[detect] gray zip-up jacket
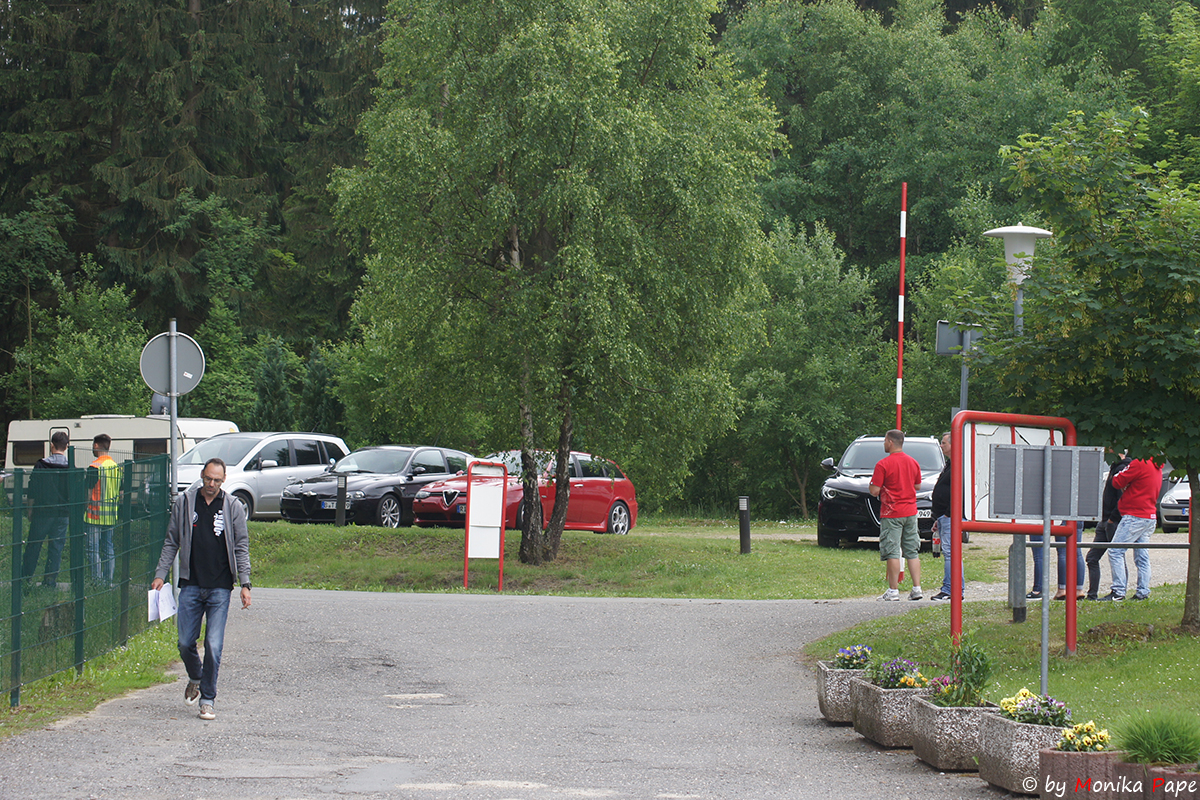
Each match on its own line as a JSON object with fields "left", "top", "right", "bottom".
{"left": 155, "top": 486, "right": 251, "bottom": 588}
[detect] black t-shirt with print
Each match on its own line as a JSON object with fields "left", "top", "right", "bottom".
{"left": 181, "top": 491, "right": 235, "bottom": 590}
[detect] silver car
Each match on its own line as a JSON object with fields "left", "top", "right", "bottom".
{"left": 175, "top": 432, "right": 350, "bottom": 519}
{"left": 1159, "top": 477, "right": 1191, "bottom": 533}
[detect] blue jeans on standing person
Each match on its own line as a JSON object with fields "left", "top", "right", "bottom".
{"left": 86, "top": 524, "right": 114, "bottom": 583}
{"left": 1108, "top": 515, "right": 1155, "bottom": 599}
{"left": 176, "top": 585, "right": 232, "bottom": 707}
{"left": 22, "top": 515, "right": 69, "bottom": 587}
{"left": 1030, "top": 533, "right": 1085, "bottom": 596}
{"left": 935, "top": 516, "right": 963, "bottom": 597}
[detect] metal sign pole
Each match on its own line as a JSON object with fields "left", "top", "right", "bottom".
{"left": 1040, "top": 446, "right": 1051, "bottom": 696}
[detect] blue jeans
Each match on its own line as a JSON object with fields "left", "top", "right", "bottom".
{"left": 1108, "top": 515, "right": 1155, "bottom": 598}
{"left": 176, "top": 586, "right": 232, "bottom": 706}
{"left": 1030, "top": 532, "right": 1084, "bottom": 593}
{"left": 86, "top": 524, "right": 114, "bottom": 583}
{"left": 22, "top": 515, "right": 69, "bottom": 586}
{"left": 935, "top": 516, "right": 963, "bottom": 596}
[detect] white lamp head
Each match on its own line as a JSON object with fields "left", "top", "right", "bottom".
{"left": 983, "top": 225, "right": 1052, "bottom": 285}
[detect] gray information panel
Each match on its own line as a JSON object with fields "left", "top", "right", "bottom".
{"left": 989, "top": 444, "right": 1105, "bottom": 521}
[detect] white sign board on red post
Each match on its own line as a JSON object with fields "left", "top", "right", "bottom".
{"left": 463, "top": 462, "right": 508, "bottom": 592}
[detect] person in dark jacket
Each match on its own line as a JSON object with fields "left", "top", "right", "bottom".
{"left": 1086, "top": 450, "right": 1130, "bottom": 600}
{"left": 929, "top": 431, "right": 961, "bottom": 601}
{"left": 21, "top": 431, "right": 71, "bottom": 587}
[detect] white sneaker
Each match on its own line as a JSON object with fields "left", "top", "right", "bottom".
{"left": 199, "top": 703, "right": 215, "bottom": 721}
{"left": 909, "top": 586, "right": 923, "bottom": 601}
{"left": 879, "top": 588, "right": 900, "bottom": 601}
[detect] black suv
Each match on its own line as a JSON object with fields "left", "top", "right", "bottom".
{"left": 816, "top": 435, "right": 945, "bottom": 548}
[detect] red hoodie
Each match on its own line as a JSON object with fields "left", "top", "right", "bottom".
{"left": 1111, "top": 459, "right": 1162, "bottom": 519}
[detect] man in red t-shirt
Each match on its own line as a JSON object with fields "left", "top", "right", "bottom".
{"left": 1102, "top": 457, "right": 1162, "bottom": 601}
{"left": 870, "top": 430, "right": 924, "bottom": 601}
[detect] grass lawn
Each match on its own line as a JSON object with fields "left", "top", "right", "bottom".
{"left": 3, "top": 514, "right": 1196, "bottom": 739}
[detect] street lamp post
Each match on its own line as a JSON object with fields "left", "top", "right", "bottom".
{"left": 983, "top": 224, "right": 1052, "bottom": 623}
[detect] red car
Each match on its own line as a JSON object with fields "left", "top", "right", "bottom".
{"left": 412, "top": 450, "right": 637, "bottom": 534}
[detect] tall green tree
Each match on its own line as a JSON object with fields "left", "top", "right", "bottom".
{"left": 248, "top": 338, "right": 296, "bottom": 432}
{"left": 335, "top": 0, "right": 781, "bottom": 563}
{"left": 977, "top": 110, "right": 1200, "bottom": 630}
{"left": 722, "top": 0, "right": 1132, "bottom": 269}
{"left": 1, "top": 259, "right": 148, "bottom": 418}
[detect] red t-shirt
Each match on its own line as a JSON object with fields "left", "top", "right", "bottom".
{"left": 1111, "top": 458, "right": 1162, "bottom": 519}
{"left": 871, "top": 451, "right": 922, "bottom": 519}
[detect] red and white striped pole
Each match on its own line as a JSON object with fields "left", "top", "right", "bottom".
{"left": 896, "top": 183, "right": 907, "bottom": 430}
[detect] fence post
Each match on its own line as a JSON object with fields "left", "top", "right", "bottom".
{"left": 70, "top": 468, "right": 86, "bottom": 675}
{"left": 118, "top": 460, "right": 134, "bottom": 646}
{"left": 10, "top": 470, "right": 25, "bottom": 707}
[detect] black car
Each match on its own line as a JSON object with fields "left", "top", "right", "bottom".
{"left": 816, "top": 435, "right": 945, "bottom": 548}
{"left": 280, "top": 445, "right": 473, "bottom": 528}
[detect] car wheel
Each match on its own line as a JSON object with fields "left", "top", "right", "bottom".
{"left": 816, "top": 524, "right": 841, "bottom": 548}
{"left": 606, "top": 502, "right": 631, "bottom": 535}
{"left": 233, "top": 491, "right": 253, "bottom": 520}
{"left": 377, "top": 494, "right": 402, "bottom": 529}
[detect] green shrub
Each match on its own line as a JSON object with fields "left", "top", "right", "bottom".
{"left": 1117, "top": 710, "right": 1200, "bottom": 765}
{"left": 929, "top": 636, "right": 992, "bottom": 708}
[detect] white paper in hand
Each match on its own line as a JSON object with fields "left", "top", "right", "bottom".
{"left": 148, "top": 587, "right": 178, "bottom": 622}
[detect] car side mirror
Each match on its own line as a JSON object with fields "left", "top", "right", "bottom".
{"left": 261, "top": 459, "right": 278, "bottom": 469}
{"left": 412, "top": 466, "right": 426, "bottom": 475}
{"left": 820, "top": 457, "right": 836, "bottom": 471}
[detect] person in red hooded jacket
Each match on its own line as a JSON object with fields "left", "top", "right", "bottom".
{"left": 1101, "top": 456, "right": 1162, "bottom": 601}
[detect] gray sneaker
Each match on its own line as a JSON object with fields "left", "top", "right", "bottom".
{"left": 879, "top": 588, "right": 900, "bottom": 601}
{"left": 909, "top": 587, "right": 923, "bottom": 601}
{"left": 184, "top": 681, "right": 200, "bottom": 706}
{"left": 199, "top": 703, "right": 215, "bottom": 721}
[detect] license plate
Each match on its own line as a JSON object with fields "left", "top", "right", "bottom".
{"left": 1184, "top": 508, "right": 1190, "bottom": 518}
{"left": 321, "top": 500, "right": 338, "bottom": 510}
{"left": 917, "top": 509, "right": 932, "bottom": 518}
{"left": 457, "top": 504, "right": 466, "bottom": 514}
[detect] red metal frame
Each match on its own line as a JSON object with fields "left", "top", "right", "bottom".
{"left": 462, "top": 461, "right": 508, "bottom": 592}
{"left": 949, "top": 411, "right": 1079, "bottom": 653}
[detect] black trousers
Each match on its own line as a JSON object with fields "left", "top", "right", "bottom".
{"left": 1086, "top": 519, "right": 1115, "bottom": 598}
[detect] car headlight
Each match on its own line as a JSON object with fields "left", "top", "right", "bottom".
{"left": 282, "top": 489, "right": 294, "bottom": 497}
{"left": 349, "top": 490, "right": 365, "bottom": 500}
{"left": 415, "top": 490, "right": 430, "bottom": 499}
{"left": 916, "top": 490, "right": 932, "bottom": 501}
{"left": 821, "top": 486, "right": 859, "bottom": 500}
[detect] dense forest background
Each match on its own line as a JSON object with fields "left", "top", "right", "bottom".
{"left": 3, "top": 0, "right": 1199, "bottom": 518}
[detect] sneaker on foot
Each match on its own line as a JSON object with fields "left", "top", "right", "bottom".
{"left": 1099, "top": 592, "right": 1125, "bottom": 602}
{"left": 879, "top": 588, "right": 900, "bottom": 601}
{"left": 909, "top": 587, "right": 923, "bottom": 601}
{"left": 1132, "top": 594, "right": 1150, "bottom": 601}
{"left": 930, "top": 591, "right": 951, "bottom": 601}
{"left": 184, "top": 681, "right": 201, "bottom": 706}
{"left": 199, "top": 703, "right": 215, "bottom": 721}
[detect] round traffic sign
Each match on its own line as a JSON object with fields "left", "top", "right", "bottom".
{"left": 140, "top": 331, "right": 206, "bottom": 396}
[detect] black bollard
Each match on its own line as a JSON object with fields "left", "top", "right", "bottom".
{"left": 739, "top": 496, "right": 751, "bottom": 554}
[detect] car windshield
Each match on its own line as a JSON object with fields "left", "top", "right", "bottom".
{"left": 484, "top": 450, "right": 555, "bottom": 478}
{"left": 177, "top": 435, "right": 263, "bottom": 466}
{"left": 334, "top": 448, "right": 413, "bottom": 474}
{"left": 840, "top": 439, "right": 943, "bottom": 472}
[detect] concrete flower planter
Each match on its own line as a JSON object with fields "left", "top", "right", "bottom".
{"left": 1147, "top": 765, "right": 1200, "bottom": 799}
{"left": 816, "top": 661, "right": 863, "bottom": 723}
{"left": 910, "top": 695, "right": 999, "bottom": 771}
{"left": 849, "top": 676, "right": 928, "bottom": 748}
{"left": 978, "top": 713, "right": 1064, "bottom": 795}
{"left": 1038, "top": 749, "right": 1127, "bottom": 800}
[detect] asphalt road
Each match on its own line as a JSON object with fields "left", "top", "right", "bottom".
{"left": 0, "top": 589, "right": 1029, "bottom": 800}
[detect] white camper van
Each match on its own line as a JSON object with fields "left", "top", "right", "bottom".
{"left": 5, "top": 415, "right": 239, "bottom": 470}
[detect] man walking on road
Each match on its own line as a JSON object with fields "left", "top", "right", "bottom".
{"left": 152, "top": 458, "right": 252, "bottom": 721}
{"left": 870, "top": 430, "right": 923, "bottom": 601}
{"left": 1102, "top": 456, "right": 1162, "bottom": 602}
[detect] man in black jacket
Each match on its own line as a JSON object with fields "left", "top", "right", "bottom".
{"left": 21, "top": 431, "right": 71, "bottom": 588}
{"left": 1086, "top": 450, "right": 1130, "bottom": 600}
{"left": 929, "top": 431, "right": 961, "bottom": 601}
